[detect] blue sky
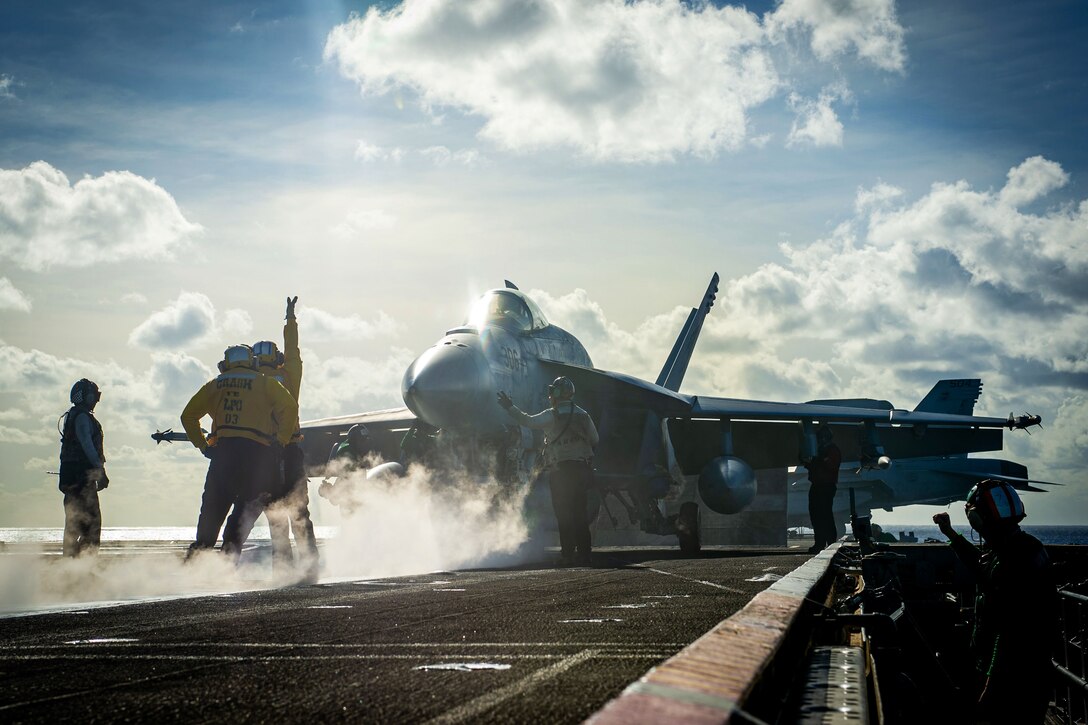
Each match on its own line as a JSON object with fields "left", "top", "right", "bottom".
{"left": 1, "top": 0, "right": 1086, "bottom": 528}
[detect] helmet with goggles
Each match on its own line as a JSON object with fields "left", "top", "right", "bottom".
{"left": 252, "top": 340, "right": 284, "bottom": 369}
{"left": 70, "top": 378, "right": 101, "bottom": 407}
{"left": 547, "top": 376, "right": 576, "bottom": 402}
{"left": 218, "top": 344, "right": 256, "bottom": 373}
{"left": 965, "top": 479, "right": 1025, "bottom": 532}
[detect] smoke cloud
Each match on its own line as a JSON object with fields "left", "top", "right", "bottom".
{"left": 318, "top": 459, "right": 537, "bottom": 579}
{"left": 0, "top": 461, "right": 539, "bottom": 615}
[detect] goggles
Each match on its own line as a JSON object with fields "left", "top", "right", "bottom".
{"left": 224, "top": 345, "right": 253, "bottom": 364}
{"left": 253, "top": 341, "right": 278, "bottom": 357}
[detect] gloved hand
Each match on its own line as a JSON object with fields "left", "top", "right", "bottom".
{"left": 497, "top": 391, "right": 514, "bottom": 410}
{"left": 932, "top": 512, "right": 956, "bottom": 539}
{"left": 286, "top": 295, "right": 298, "bottom": 320}
{"left": 202, "top": 446, "right": 215, "bottom": 460}
{"left": 88, "top": 467, "right": 108, "bottom": 490}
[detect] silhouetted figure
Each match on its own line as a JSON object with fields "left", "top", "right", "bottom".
{"left": 498, "top": 376, "right": 598, "bottom": 567}
{"left": 805, "top": 424, "right": 841, "bottom": 553}
{"left": 181, "top": 345, "right": 298, "bottom": 561}
{"left": 933, "top": 480, "right": 1057, "bottom": 724}
{"left": 58, "top": 379, "right": 109, "bottom": 557}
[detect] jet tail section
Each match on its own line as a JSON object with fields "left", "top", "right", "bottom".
{"left": 914, "top": 379, "right": 983, "bottom": 416}
{"left": 655, "top": 273, "right": 719, "bottom": 392}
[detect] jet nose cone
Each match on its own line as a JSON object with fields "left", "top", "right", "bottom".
{"left": 402, "top": 341, "right": 493, "bottom": 430}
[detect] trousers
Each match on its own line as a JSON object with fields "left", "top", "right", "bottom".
{"left": 265, "top": 443, "right": 319, "bottom": 572}
{"left": 192, "top": 437, "right": 277, "bottom": 556}
{"left": 60, "top": 467, "right": 101, "bottom": 557}
{"left": 808, "top": 481, "right": 839, "bottom": 549}
{"left": 549, "top": 460, "right": 593, "bottom": 559}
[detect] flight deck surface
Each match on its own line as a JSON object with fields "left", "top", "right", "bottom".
{"left": 0, "top": 547, "right": 809, "bottom": 723}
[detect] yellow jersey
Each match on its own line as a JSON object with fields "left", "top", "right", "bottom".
{"left": 181, "top": 369, "right": 299, "bottom": 450}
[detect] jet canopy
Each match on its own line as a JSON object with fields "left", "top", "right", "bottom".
{"left": 466, "top": 289, "right": 549, "bottom": 332}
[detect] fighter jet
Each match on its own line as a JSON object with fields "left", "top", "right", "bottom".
{"left": 298, "top": 274, "right": 1043, "bottom": 551}
{"left": 784, "top": 379, "right": 1059, "bottom": 527}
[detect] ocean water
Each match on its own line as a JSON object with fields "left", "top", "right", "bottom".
{"left": 2, "top": 525, "right": 1085, "bottom": 545}
{"left": 871, "top": 525, "right": 1088, "bottom": 546}
{"left": 0, "top": 526, "right": 341, "bottom": 545}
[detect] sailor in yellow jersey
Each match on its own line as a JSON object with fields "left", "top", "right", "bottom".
{"left": 181, "top": 344, "right": 299, "bottom": 559}
{"left": 245, "top": 295, "right": 320, "bottom": 581}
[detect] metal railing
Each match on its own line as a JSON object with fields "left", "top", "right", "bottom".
{"left": 1054, "top": 587, "right": 1088, "bottom": 724}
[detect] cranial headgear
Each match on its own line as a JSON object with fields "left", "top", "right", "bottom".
{"left": 252, "top": 340, "right": 284, "bottom": 368}
{"left": 965, "top": 479, "right": 1026, "bottom": 531}
{"left": 548, "top": 376, "right": 576, "bottom": 402}
{"left": 218, "top": 344, "right": 255, "bottom": 373}
{"left": 70, "top": 378, "right": 101, "bottom": 407}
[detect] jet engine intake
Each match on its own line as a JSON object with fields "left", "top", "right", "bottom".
{"left": 697, "top": 455, "right": 757, "bottom": 515}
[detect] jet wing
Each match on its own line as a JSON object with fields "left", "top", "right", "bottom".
{"left": 938, "top": 469, "right": 1063, "bottom": 493}
{"left": 299, "top": 406, "right": 417, "bottom": 475}
{"left": 688, "top": 395, "right": 1029, "bottom": 429}
{"left": 538, "top": 359, "right": 691, "bottom": 416}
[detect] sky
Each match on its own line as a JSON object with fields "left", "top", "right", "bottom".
{"left": 1, "top": 0, "right": 1085, "bottom": 529}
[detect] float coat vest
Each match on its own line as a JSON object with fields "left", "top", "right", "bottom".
{"left": 59, "top": 407, "right": 104, "bottom": 466}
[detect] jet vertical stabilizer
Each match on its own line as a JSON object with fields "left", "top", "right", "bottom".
{"left": 914, "top": 379, "right": 983, "bottom": 416}
{"left": 655, "top": 273, "right": 719, "bottom": 392}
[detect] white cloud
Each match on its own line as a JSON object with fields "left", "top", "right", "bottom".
{"left": 1038, "top": 395, "right": 1088, "bottom": 472}
{"left": 419, "top": 146, "right": 483, "bottom": 167}
{"left": 298, "top": 347, "right": 415, "bottom": 420}
{"left": 0, "top": 277, "right": 32, "bottom": 312}
{"left": 301, "top": 307, "right": 400, "bottom": 343}
{"left": 534, "top": 157, "right": 1087, "bottom": 513}
{"left": 330, "top": 209, "right": 397, "bottom": 240}
{"left": 0, "top": 425, "right": 52, "bottom": 445}
{"left": 766, "top": 0, "right": 906, "bottom": 72}
{"left": 325, "top": 0, "right": 906, "bottom": 162}
{"left": 120, "top": 292, "right": 148, "bottom": 306}
{"left": 786, "top": 83, "right": 852, "bottom": 148}
{"left": 326, "top": 0, "right": 780, "bottom": 162}
{"left": 354, "top": 139, "right": 406, "bottom": 162}
{"left": 855, "top": 181, "right": 903, "bottom": 211}
{"left": 998, "top": 155, "right": 1070, "bottom": 208}
{"left": 128, "top": 292, "right": 253, "bottom": 350}
{"left": 0, "top": 161, "right": 203, "bottom": 271}
{"left": 0, "top": 341, "right": 217, "bottom": 525}
{"left": 0, "top": 74, "right": 15, "bottom": 100}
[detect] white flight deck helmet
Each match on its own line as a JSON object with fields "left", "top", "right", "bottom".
{"left": 252, "top": 340, "right": 284, "bottom": 369}
{"left": 218, "top": 344, "right": 255, "bottom": 373}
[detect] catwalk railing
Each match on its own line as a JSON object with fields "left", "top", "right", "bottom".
{"left": 1054, "top": 586, "right": 1088, "bottom": 725}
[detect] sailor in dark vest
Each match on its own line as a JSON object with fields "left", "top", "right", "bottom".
{"left": 58, "top": 378, "right": 109, "bottom": 557}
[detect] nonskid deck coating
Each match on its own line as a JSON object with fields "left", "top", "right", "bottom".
{"left": 0, "top": 547, "right": 809, "bottom": 724}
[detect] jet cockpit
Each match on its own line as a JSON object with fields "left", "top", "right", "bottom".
{"left": 466, "top": 289, "right": 549, "bottom": 332}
